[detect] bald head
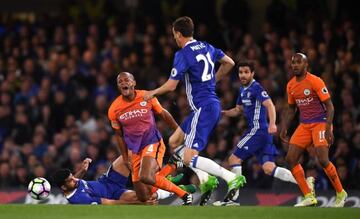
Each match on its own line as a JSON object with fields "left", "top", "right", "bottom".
{"left": 118, "top": 72, "right": 135, "bottom": 81}
{"left": 292, "top": 53, "right": 308, "bottom": 63}
{"left": 291, "top": 53, "right": 308, "bottom": 77}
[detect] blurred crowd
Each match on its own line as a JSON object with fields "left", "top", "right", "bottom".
{"left": 0, "top": 0, "right": 359, "bottom": 191}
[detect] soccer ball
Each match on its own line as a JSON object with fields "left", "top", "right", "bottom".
{"left": 28, "top": 177, "right": 51, "bottom": 200}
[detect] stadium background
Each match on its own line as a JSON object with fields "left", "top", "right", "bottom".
{"left": 0, "top": 0, "right": 359, "bottom": 205}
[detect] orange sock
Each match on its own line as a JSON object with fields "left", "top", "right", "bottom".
{"left": 158, "top": 164, "right": 176, "bottom": 177}
{"left": 323, "top": 162, "right": 343, "bottom": 193}
{"left": 154, "top": 174, "right": 187, "bottom": 198}
{"left": 291, "top": 164, "right": 311, "bottom": 196}
{"left": 150, "top": 164, "right": 177, "bottom": 194}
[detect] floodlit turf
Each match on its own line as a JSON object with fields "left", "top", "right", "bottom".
{"left": 1, "top": 205, "right": 359, "bottom": 219}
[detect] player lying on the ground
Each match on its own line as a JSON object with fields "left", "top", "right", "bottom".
{"left": 108, "top": 72, "right": 192, "bottom": 205}
{"left": 53, "top": 156, "right": 192, "bottom": 205}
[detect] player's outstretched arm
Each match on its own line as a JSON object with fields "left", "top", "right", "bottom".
{"left": 157, "top": 109, "right": 179, "bottom": 131}
{"left": 144, "top": 79, "right": 179, "bottom": 101}
{"left": 222, "top": 105, "right": 242, "bottom": 117}
{"left": 280, "top": 104, "right": 296, "bottom": 143}
{"left": 74, "top": 158, "right": 92, "bottom": 179}
{"left": 215, "top": 55, "right": 235, "bottom": 83}
{"left": 262, "top": 99, "right": 277, "bottom": 134}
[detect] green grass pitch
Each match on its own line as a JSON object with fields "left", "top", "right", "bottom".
{"left": 1, "top": 205, "right": 359, "bottom": 219}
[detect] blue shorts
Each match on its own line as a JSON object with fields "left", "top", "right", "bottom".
{"left": 96, "top": 166, "right": 128, "bottom": 200}
{"left": 233, "top": 129, "right": 278, "bottom": 165}
{"left": 180, "top": 103, "right": 221, "bottom": 151}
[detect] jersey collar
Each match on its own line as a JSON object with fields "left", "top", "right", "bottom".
{"left": 65, "top": 179, "right": 80, "bottom": 199}
{"left": 65, "top": 188, "right": 77, "bottom": 199}
{"left": 243, "top": 79, "right": 255, "bottom": 90}
{"left": 184, "top": 39, "right": 197, "bottom": 47}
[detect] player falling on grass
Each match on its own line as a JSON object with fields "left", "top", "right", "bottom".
{"left": 144, "top": 16, "right": 246, "bottom": 205}
{"left": 219, "top": 60, "right": 314, "bottom": 206}
{"left": 53, "top": 156, "right": 191, "bottom": 205}
{"left": 53, "top": 157, "right": 156, "bottom": 205}
{"left": 108, "top": 72, "right": 193, "bottom": 205}
{"left": 280, "top": 53, "right": 347, "bottom": 207}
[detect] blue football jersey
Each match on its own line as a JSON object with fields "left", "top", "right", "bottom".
{"left": 236, "top": 80, "right": 270, "bottom": 130}
{"left": 66, "top": 180, "right": 104, "bottom": 204}
{"left": 170, "top": 40, "right": 225, "bottom": 110}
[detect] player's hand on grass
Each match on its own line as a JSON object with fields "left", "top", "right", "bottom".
{"left": 144, "top": 90, "right": 156, "bottom": 101}
{"left": 145, "top": 197, "right": 158, "bottom": 205}
{"left": 268, "top": 124, "right": 277, "bottom": 135}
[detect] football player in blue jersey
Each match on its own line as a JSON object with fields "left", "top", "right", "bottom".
{"left": 53, "top": 156, "right": 183, "bottom": 205}
{"left": 217, "top": 60, "right": 314, "bottom": 205}
{"left": 144, "top": 16, "right": 246, "bottom": 205}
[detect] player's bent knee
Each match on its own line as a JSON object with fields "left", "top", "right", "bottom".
{"left": 285, "top": 154, "right": 294, "bottom": 165}
{"left": 317, "top": 158, "right": 329, "bottom": 168}
{"left": 262, "top": 162, "right": 276, "bottom": 175}
{"left": 228, "top": 154, "right": 241, "bottom": 165}
{"left": 140, "top": 174, "right": 156, "bottom": 185}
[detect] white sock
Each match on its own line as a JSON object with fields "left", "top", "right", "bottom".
{"left": 273, "top": 167, "right": 297, "bottom": 184}
{"left": 190, "top": 167, "right": 209, "bottom": 184}
{"left": 191, "top": 156, "right": 236, "bottom": 183}
{"left": 231, "top": 165, "right": 242, "bottom": 176}
{"left": 156, "top": 189, "right": 173, "bottom": 200}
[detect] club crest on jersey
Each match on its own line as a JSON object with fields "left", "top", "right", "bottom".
{"left": 247, "top": 92, "right": 251, "bottom": 98}
{"left": 321, "top": 87, "right": 328, "bottom": 94}
{"left": 171, "top": 68, "right": 177, "bottom": 77}
{"left": 261, "top": 91, "right": 269, "bottom": 98}
{"left": 303, "top": 89, "right": 311, "bottom": 96}
{"left": 140, "top": 101, "right": 147, "bottom": 106}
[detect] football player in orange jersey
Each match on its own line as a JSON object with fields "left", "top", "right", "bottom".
{"left": 280, "top": 53, "right": 347, "bottom": 207}
{"left": 108, "top": 72, "right": 192, "bottom": 205}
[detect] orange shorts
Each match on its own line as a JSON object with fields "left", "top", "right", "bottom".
{"left": 290, "top": 123, "right": 331, "bottom": 148}
{"left": 131, "top": 139, "right": 166, "bottom": 182}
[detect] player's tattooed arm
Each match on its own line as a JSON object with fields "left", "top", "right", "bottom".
{"left": 215, "top": 55, "right": 235, "bottom": 83}
{"left": 280, "top": 104, "right": 296, "bottom": 143}
{"left": 74, "top": 158, "right": 92, "bottom": 179}
{"left": 157, "top": 109, "right": 179, "bottom": 131}
{"left": 222, "top": 105, "right": 242, "bottom": 117}
{"left": 323, "top": 98, "right": 335, "bottom": 145}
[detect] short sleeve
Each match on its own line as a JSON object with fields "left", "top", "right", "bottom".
{"left": 108, "top": 104, "right": 121, "bottom": 130}
{"left": 151, "top": 97, "right": 163, "bottom": 114}
{"left": 68, "top": 193, "right": 102, "bottom": 204}
{"left": 169, "top": 52, "right": 188, "bottom": 80}
{"left": 213, "top": 47, "right": 225, "bottom": 62}
{"left": 312, "top": 76, "right": 331, "bottom": 102}
{"left": 254, "top": 84, "right": 270, "bottom": 103}
{"left": 287, "top": 83, "right": 295, "bottom": 104}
